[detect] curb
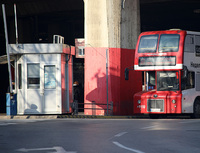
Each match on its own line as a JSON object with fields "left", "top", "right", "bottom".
{"left": 0, "top": 114, "right": 149, "bottom": 120}
{"left": 57, "top": 115, "right": 149, "bottom": 119}
{"left": 0, "top": 115, "right": 58, "bottom": 120}
{"left": 0, "top": 114, "right": 191, "bottom": 120}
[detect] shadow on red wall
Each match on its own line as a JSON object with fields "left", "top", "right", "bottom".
{"left": 84, "top": 47, "right": 142, "bottom": 115}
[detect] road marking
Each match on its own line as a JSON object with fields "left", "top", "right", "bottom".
{"left": 16, "top": 146, "right": 76, "bottom": 153}
{"left": 113, "top": 141, "right": 145, "bottom": 153}
{"left": 115, "top": 132, "right": 128, "bottom": 137}
{"left": 0, "top": 120, "right": 48, "bottom": 126}
{"left": 0, "top": 123, "right": 17, "bottom": 126}
{"left": 179, "top": 120, "right": 200, "bottom": 124}
{"left": 140, "top": 125, "right": 157, "bottom": 130}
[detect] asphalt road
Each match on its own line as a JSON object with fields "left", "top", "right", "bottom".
{"left": 0, "top": 118, "right": 200, "bottom": 153}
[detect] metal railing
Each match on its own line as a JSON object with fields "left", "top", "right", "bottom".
{"left": 72, "top": 101, "right": 113, "bottom": 116}
{"left": 53, "top": 35, "right": 64, "bottom": 44}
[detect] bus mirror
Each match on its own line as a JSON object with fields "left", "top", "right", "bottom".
{"left": 183, "top": 66, "right": 188, "bottom": 78}
{"left": 125, "top": 68, "right": 129, "bottom": 80}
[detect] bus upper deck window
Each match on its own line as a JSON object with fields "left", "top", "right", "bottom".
{"left": 138, "top": 35, "right": 158, "bottom": 53}
{"left": 159, "top": 34, "right": 180, "bottom": 52}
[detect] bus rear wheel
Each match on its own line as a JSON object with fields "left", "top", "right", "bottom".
{"left": 193, "top": 99, "right": 200, "bottom": 118}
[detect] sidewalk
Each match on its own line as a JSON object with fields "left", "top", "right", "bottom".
{"left": 0, "top": 113, "right": 149, "bottom": 120}
{"left": 0, "top": 114, "right": 58, "bottom": 120}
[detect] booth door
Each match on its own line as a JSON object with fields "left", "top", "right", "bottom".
{"left": 25, "top": 63, "right": 58, "bottom": 114}
{"left": 42, "top": 64, "right": 58, "bottom": 113}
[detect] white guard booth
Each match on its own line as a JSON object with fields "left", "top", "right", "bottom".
{"left": 8, "top": 43, "right": 74, "bottom": 114}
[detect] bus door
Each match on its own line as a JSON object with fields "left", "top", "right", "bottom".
{"left": 144, "top": 71, "right": 155, "bottom": 91}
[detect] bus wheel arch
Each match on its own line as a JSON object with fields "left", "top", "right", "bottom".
{"left": 192, "top": 97, "right": 200, "bottom": 118}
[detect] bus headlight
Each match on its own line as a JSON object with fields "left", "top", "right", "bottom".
{"left": 172, "top": 99, "right": 176, "bottom": 104}
{"left": 138, "top": 100, "right": 141, "bottom": 104}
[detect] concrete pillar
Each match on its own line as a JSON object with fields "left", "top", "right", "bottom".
{"left": 84, "top": 0, "right": 140, "bottom": 49}
{"left": 120, "top": 0, "right": 140, "bottom": 49}
{"left": 84, "top": 0, "right": 142, "bottom": 115}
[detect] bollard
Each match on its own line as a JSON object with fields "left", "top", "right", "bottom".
{"left": 74, "top": 100, "right": 78, "bottom": 115}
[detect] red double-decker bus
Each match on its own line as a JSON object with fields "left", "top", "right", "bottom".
{"left": 133, "top": 29, "right": 200, "bottom": 118}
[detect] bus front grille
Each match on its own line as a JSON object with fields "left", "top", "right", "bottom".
{"left": 147, "top": 99, "right": 164, "bottom": 112}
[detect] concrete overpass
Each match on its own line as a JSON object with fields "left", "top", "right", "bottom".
{"left": 0, "top": 0, "right": 200, "bottom": 45}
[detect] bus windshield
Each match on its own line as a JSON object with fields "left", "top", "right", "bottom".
{"left": 158, "top": 34, "right": 180, "bottom": 52}
{"left": 157, "top": 71, "right": 179, "bottom": 91}
{"left": 138, "top": 35, "right": 158, "bottom": 53}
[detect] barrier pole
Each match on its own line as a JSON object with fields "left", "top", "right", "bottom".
{"left": 2, "top": 4, "right": 13, "bottom": 94}
{"left": 106, "top": 49, "right": 109, "bottom": 115}
{"left": 14, "top": 4, "right": 18, "bottom": 45}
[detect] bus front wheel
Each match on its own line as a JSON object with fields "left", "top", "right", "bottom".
{"left": 193, "top": 99, "right": 200, "bottom": 118}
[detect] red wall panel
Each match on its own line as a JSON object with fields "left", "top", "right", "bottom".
{"left": 84, "top": 47, "right": 142, "bottom": 115}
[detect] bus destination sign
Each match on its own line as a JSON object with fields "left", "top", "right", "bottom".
{"left": 139, "top": 56, "right": 176, "bottom": 66}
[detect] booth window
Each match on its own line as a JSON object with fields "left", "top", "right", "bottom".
{"left": 78, "top": 47, "right": 85, "bottom": 56}
{"left": 44, "top": 65, "right": 56, "bottom": 89}
{"left": 27, "top": 64, "right": 40, "bottom": 89}
{"left": 18, "top": 64, "right": 22, "bottom": 89}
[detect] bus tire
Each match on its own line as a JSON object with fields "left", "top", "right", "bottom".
{"left": 193, "top": 99, "right": 200, "bottom": 118}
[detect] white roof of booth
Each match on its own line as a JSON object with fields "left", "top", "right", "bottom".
{"left": 0, "top": 43, "right": 75, "bottom": 64}
{"left": 8, "top": 43, "right": 74, "bottom": 54}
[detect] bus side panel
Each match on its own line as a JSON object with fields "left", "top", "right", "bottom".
{"left": 182, "top": 89, "right": 196, "bottom": 113}
{"left": 182, "top": 34, "right": 200, "bottom": 114}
